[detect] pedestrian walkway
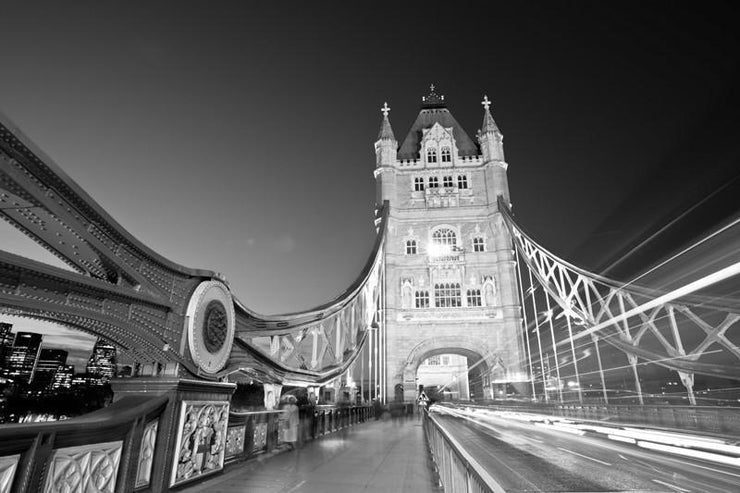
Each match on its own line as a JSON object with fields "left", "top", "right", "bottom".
{"left": 184, "top": 415, "right": 440, "bottom": 492}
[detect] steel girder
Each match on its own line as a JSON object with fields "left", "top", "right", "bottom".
{"left": 0, "top": 110, "right": 387, "bottom": 384}
{"left": 499, "top": 200, "right": 740, "bottom": 381}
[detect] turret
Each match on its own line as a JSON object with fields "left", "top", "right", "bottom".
{"left": 478, "top": 95, "right": 510, "bottom": 204}
{"left": 374, "top": 102, "right": 397, "bottom": 207}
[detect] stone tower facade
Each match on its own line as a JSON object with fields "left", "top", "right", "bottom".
{"left": 374, "top": 89, "right": 526, "bottom": 402}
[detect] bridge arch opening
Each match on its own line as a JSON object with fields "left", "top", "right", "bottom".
{"left": 402, "top": 337, "right": 504, "bottom": 403}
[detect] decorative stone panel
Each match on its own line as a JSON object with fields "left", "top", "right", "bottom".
{"left": 134, "top": 419, "right": 159, "bottom": 488}
{"left": 225, "top": 425, "right": 245, "bottom": 458}
{"left": 42, "top": 441, "right": 122, "bottom": 493}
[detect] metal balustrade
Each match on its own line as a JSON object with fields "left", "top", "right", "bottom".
{"left": 423, "top": 409, "right": 504, "bottom": 493}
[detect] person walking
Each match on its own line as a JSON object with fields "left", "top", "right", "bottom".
{"left": 281, "top": 395, "right": 300, "bottom": 450}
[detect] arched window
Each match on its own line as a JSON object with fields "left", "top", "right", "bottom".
{"left": 427, "top": 147, "right": 437, "bottom": 163}
{"left": 441, "top": 147, "right": 451, "bottom": 162}
{"left": 442, "top": 175, "right": 453, "bottom": 188}
{"left": 405, "top": 239, "right": 417, "bottom": 255}
{"left": 473, "top": 237, "right": 485, "bottom": 252}
{"left": 432, "top": 228, "right": 457, "bottom": 248}
{"left": 467, "top": 289, "right": 482, "bottom": 307}
{"left": 457, "top": 175, "right": 468, "bottom": 189}
{"left": 414, "top": 177, "right": 425, "bottom": 191}
{"left": 415, "top": 290, "right": 429, "bottom": 308}
{"left": 428, "top": 176, "right": 439, "bottom": 188}
{"left": 435, "top": 283, "right": 461, "bottom": 307}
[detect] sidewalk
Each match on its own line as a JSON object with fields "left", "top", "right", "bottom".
{"left": 183, "top": 415, "right": 440, "bottom": 492}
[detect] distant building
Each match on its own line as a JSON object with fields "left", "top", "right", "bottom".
{"left": 6, "top": 332, "right": 42, "bottom": 384}
{"left": 51, "top": 365, "right": 74, "bottom": 390}
{"left": 417, "top": 354, "right": 470, "bottom": 400}
{"left": 33, "top": 348, "right": 68, "bottom": 388}
{"left": 86, "top": 338, "right": 117, "bottom": 383}
{"left": 0, "top": 322, "right": 13, "bottom": 370}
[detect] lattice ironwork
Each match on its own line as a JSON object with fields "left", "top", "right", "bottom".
{"left": 499, "top": 200, "right": 740, "bottom": 381}
{"left": 0, "top": 111, "right": 388, "bottom": 385}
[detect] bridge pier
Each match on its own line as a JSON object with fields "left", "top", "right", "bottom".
{"left": 111, "top": 378, "right": 236, "bottom": 492}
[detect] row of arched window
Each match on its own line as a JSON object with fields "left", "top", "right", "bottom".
{"left": 404, "top": 234, "right": 485, "bottom": 254}
{"left": 414, "top": 175, "right": 469, "bottom": 191}
{"left": 413, "top": 286, "right": 483, "bottom": 308}
{"left": 427, "top": 146, "right": 452, "bottom": 163}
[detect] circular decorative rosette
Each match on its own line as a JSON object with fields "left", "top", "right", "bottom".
{"left": 185, "top": 281, "right": 235, "bottom": 373}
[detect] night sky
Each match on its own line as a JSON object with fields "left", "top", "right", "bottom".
{"left": 1, "top": 1, "right": 738, "bottom": 324}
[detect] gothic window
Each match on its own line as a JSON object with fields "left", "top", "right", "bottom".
{"left": 415, "top": 290, "right": 429, "bottom": 308}
{"left": 405, "top": 240, "right": 417, "bottom": 255}
{"left": 457, "top": 175, "right": 468, "bottom": 189}
{"left": 432, "top": 228, "right": 457, "bottom": 248}
{"left": 428, "top": 176, "right": 439, "bottom": 188}
{"left": 427, "top": 148, "right": 438, "bottom": 163}
{"left": 467, "top": 289, "right": 482, "bottom": 307}
{"left": 435, "top": 283, "right": 461, "bottom": 307}
{"left": 414, "top": 177, "right": 425, "bottom": 191}
{"left": 443, "top": 175, "right": 454, "bottom": 188}
{"left": 473, "top": 237, "right": 485, "bottom": 252}
{"left": 441, "top": 147, "right": 451, "bottom": 162}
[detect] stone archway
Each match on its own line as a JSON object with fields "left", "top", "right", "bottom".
{"left": 400, "top": 335, "right": 505, "bottom": 402}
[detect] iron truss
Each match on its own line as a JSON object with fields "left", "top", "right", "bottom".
{"left": 0, "top": 111, "right": 386, "bottom": 384}
{"left": 499, "top": 199, "right": 740, "bottom": 385}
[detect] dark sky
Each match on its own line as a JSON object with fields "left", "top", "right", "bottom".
{"left": 1, "top": 2, "right": 738, "bottom": 315}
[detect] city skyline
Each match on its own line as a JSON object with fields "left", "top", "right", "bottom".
{"left": 0, "top": 318, "right": 96, "bottom": 370}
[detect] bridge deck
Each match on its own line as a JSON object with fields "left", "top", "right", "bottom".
{"left": 183, "top": 415, "right": 440, "bottom": 493}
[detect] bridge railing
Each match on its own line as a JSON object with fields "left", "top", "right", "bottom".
{"left": 0, "top": 395, "right": 168, "bottom": 493}
{"left": 222, "top": 405, "right": 373, "bottom": 465}
{"left": 424, "top": 409, "right": 503, "bottom": 493}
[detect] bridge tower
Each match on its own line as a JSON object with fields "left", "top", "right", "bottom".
{"left": 374, "top": 88, "right": 527, "bottom": 402}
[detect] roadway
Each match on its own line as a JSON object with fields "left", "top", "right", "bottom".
{"left": 432, "top": 407, "right": 740, "bottom": 492}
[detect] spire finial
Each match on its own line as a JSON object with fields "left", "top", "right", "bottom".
{"left": 381, "top": 102, "right": 391, "bottom": 117}
{"left": 482, "top": 95, "right": 491, "bottom": 111}
{"left": 430, "top": 83, "right": 435, "bottom": 92}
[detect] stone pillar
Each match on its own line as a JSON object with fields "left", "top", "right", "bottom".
{"left": 111, "top": 377, "right": 235, "bottom": 492}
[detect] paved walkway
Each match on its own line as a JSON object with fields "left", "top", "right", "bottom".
{"left": 184, "top": 415, "right": 440, "bottom": 492}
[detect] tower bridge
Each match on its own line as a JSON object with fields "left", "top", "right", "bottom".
{"left": 0, "top": 89, "right": 738, "bottom": 492}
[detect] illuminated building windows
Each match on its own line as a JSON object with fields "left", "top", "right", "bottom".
{"left": 467, "top": 289, "right": 482, "bottom": 307}
{"left": 473, "top": 237, "right": 485, "bottom": 252}
{"left": 405, "top": 240, "right": 417, "bottom": 255}
{"left": 435, "top": 283, "right": 461, "bottom": 307}
{"left": 432, "top": 228, "right": 456, "bottom": 248}
{"left": 415, "top": 290, "right": 429, "bottom": 308}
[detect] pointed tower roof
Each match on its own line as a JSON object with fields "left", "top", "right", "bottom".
{"left": 398, "top": 85, "right": 478, "bottom": 159}
{"left": 377, "top": 102, "right": 396, "bottom": 141}
{"left": 480, "top": 95, "right": 501, "bottom": 135}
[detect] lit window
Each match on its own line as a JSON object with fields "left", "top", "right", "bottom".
{"left": 467, "top": 289, "right": 482, "bottom": 307}
{"left": 441, "top": 147, "right": 451, "bottom": 162}
{"left": 473, "top": 237, "right": 485, "bottom": 252}
{"left": 432, "top": 228, "right": 457, "bottom": 248}
{"left": 457, "top": 175, "right": 468, "bottom": 189}
{"left": 428, "top": 176, "right": 439, "bottom": 188}
{"left": 415, "top": 290, "right": 429, "bottom": 308}
{"left": 405, "top": 240, "right": 417, "bottom": 255}
{"left": 443, "top": 175, "right": 453, "bottom": 188}
{"left": 427, "top": 148, "right": 437, "bottom": 163}
{"left": 435, "top": 283, "right": 461, "bottom": 307}
{"left": 414, "top": 177, "right": 425, "bottom": 191}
